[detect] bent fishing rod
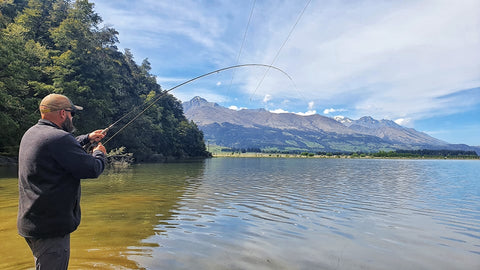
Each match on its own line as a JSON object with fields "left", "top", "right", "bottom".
{"left": 85, "top": 63, "right": 294, "bottom": 152}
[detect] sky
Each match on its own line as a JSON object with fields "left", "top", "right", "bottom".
{"left": 91, "top": 0, "right": 480, "bottom": 146}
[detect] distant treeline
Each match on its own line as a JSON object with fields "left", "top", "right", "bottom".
{"left": 221, "top": 147, "right": 262, "bottom": 153}
{"left": 372, "top": 149, "right": 478, "bottom": 158}
{"left": 0, "top": 0, "right": 209, "bottom": 161}
{"left": 221, "top": 148, "right": 479, "bottom": 158}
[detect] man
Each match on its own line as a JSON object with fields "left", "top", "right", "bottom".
{"left": 18, "top": 93, "right": 107, "bottom": 269}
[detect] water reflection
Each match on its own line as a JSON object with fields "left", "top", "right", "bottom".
{"left": 0, "top": 161, "right": 206, "bottom": 270}
{"left": 75, "top": 162, "right": 206, "bottom": 269}
{"left": 1, "top": 159, "right": 479, "bottom": 269}
{"left": 131, "top": 159, "right": 480, "bottom": 269}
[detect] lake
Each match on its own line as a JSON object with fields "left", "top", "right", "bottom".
{"left": 1, "top": 158, "right": 479, "bottom": 269}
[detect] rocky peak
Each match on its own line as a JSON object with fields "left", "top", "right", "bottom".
{"left": 334, "top": 116, "right": 353, "bottom": 126}
{"left": 183, "top": 96, "right": 219, "bottom": 111}
{"left": 352, "top": 116, "right": 402, "bottom": 129}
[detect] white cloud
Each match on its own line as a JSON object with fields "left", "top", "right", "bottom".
{"left": 243, "top": 0, "right": 480, "bottom": 122}
{"left": 95, "top": 1, "right": 226, "bottom": 48}
{"left": 323, "top": 108, "right": 335, "bottom": 115}
{"left": 270, "top": 109, "right": 290, "bottom": 114}
{"left": 270, "top": 108, "right": 317, "bottom": 116}
{"left": 296, "top": 110, "right": 317, "bottom": 116}
{"left": 263, "top": 94, "right": 272, "bottom": 103}
{"left": 308, "top": 101, "right": 314, "bottom": 110}
{"left": 394, "top": 118, "right": 413, "bottom": 127}
{"left": 229, "top": 105, "right": 247, "bottom": 111}
{"left": 323, "top": 108, "right": 347, "bottom": 115}
{"left": 216, "top": 81, "right": 222, "bottom": 86}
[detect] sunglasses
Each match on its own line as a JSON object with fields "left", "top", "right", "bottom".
{"left": 64, "top": 109, "right": 76, "bottom": 117}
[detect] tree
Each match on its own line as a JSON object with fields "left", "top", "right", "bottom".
{"left": 0, "top": 18, "right": 50, "bottom": 153}
{"left": 0, "top": 0, "right": 209, "bottom": 160}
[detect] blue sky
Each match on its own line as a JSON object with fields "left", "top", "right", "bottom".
{"left": 91, "top": 0, "right": 480, "bottom": 146}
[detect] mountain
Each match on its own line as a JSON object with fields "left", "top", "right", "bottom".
{"left": 346, "top": 116, "right": 447, "bottom": 146}
{"left": 183, "top": 97, "right": 477, "bottom": 153}
{"left": 184, "top": 97, "right": 353, "bottom": 134}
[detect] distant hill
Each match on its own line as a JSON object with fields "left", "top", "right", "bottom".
{"left": 184, "top": 97, "right": 479, "bottom": 153}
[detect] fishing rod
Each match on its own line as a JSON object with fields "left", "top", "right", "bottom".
{"left": 85, "top": 63, "right": 294, "bottom": 151}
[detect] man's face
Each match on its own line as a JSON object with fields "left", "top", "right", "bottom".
{"left": 61, "top": 110, "right": 76, "bottom": 133}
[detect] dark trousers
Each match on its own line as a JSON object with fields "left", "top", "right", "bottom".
{"left": 25, "top": 234, "right": 70, "bottom": 270}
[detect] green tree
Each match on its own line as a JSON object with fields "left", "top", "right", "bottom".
{"left": 0, "top": 19, "right": 50, "bottom": 153}
{"left": 0, "top": 0, "right": 209, "bottom": 160}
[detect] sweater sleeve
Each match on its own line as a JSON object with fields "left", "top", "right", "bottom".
{"left": 75, "top": 134, "right": 90, "bottom": 146}
{"left": 52, "top": 133, "right": 106, "bottom": 179}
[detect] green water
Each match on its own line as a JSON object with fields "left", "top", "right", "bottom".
{"left": 1, "top": 162, "right": 204, "bottom": 269}
{"left": 1, "top": 158, "right": 479, "bottom": 269}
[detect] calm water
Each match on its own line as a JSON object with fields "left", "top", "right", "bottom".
{"left": 1, "top": 158, "right": 479, "bottom": 269}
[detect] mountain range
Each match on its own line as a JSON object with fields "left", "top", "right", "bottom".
{"left": 183, "top": 97, "right": 479, "bottom": 153}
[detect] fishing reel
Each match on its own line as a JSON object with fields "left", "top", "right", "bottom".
{"left": 83, "top": 127, "right": 110, "bottom": 154}
{"left": 83, "top": 141, "right": 99, "bottom": 154}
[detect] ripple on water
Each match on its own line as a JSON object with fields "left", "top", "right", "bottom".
{"left": 29, "top": 158, "right": 473, "bottom": 270}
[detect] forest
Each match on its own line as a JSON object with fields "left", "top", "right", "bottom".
{"left": 0, "top": 0, "right": 210, "bottom": 161}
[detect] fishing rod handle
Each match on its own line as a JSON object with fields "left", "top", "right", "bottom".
{"left": 83, "top": 127, "right": 109, "bottom": 153}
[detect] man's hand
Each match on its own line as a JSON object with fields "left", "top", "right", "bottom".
{"left": 88, "top": 129, "right": 106, "bottom": 143}
{"left": 93, "top": 142, "right": 106, "bottom": 155}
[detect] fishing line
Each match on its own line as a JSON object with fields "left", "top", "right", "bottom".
{"left": 249, "top": 0, "right": 312, "bottom": 102}
{"left": 226, "top": 0, "right": 257, "bottom": 93}
{"left": 101, "top": 63, "right": 295, "bottom": 146}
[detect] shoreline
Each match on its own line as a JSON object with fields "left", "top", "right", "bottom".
{"left": 212, "top": 152, "right": 480, "bottom": 160}
{"left": 2, "top": 153, "right": 478, "bottom": 166}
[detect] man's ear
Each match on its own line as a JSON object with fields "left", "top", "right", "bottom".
{"left": 59, "top": 109, "right": 67, "bottom": 120}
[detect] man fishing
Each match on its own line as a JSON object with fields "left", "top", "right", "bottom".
{"left": 17, "top": 93, "right": 107, "bottom": 269}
